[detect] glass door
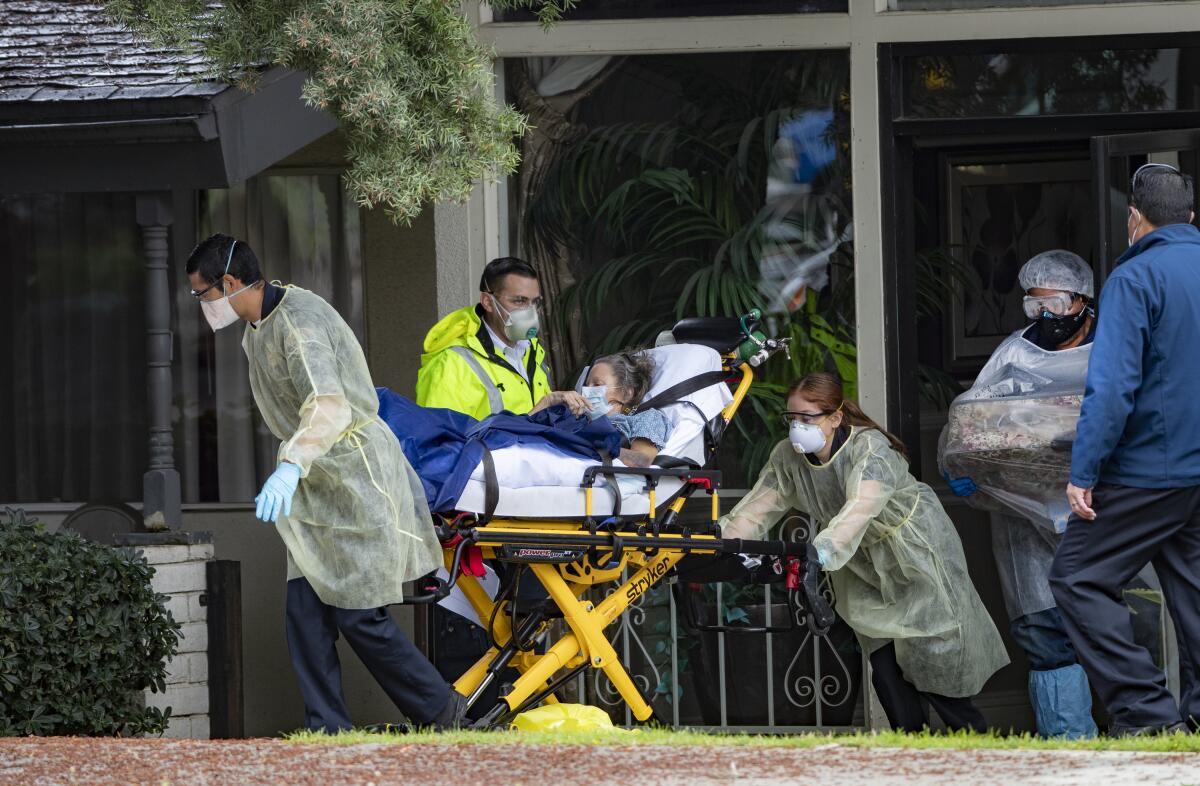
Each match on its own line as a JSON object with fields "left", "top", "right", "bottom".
{"left": 1090, "top": 128, "right": 1200, "bottom": 284}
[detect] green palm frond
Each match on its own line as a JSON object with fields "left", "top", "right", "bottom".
{"left": 524, "top": 55, "right": 955, "bottom": 476}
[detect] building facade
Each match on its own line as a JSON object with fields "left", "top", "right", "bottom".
{"left": 2, "top": 0, "right": 1196, "bottom": 734}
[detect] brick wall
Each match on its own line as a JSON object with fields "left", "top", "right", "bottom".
{"left": 140, "top": 542, "right": 213, "bottom": 739}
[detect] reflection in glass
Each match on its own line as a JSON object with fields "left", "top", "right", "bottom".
{"left": 904, "top": 48, "right": 1200, "bottom": 118}
{"left": 893, "top": 0, "right": 1190, "bottom": 8}
{"left": 0, "top": 193, "right": 146, "bottom": 502}
{"left": 496, "top": 0, "right": 846, "bottom": 21}
{"left": 510, "top": 51, "right": 855, "bottom": 482}
{"left": 176, "top": 174, "right": 364, "bottom": 503}
{"left": 943, "top": 159, "right": 1095, "bottom": 366}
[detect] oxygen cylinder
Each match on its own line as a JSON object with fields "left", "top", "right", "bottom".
{"left": 734, "top": 309, "right": 767, "bottom": 365}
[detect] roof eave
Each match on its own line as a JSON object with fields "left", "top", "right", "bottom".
{"left": 0, "top": 67, "right": 337, "bottom": 193}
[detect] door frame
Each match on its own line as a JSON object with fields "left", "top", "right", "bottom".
{"left": 1091, "top": 128, "right": 1200, "bottom": 282}
{"left": 879, "top": 33, "right": 1200, "bottom": 469}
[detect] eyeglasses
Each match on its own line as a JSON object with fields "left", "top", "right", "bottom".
{"left": 190, "top": 279, "right": 224, "bottom": 300}
{"left": 781, "top": 410, "right": 829, "bottom": 426}
{"left": 490, "top": 292, "right": 544, "bottom": 310}
{"left": 1131, "top": 162, "right": 1182, "bottom": 193}
{"left": 1022, "top": 291, "right": 1077, "bottom": 319}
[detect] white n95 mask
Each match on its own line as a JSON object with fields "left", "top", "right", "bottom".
{"left": 790, "top": 420, "right": 827, "bottom": 454}
{"left": 201, "top": 283, "right": 249, "bottom": 332}
{"left": 199, "top": 239, "right": 247, "bottom": 332}
{"left": 581, "top": 385, "right": 610, "bottom": 420}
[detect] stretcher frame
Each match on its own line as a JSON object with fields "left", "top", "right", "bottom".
{"left": 422, "top": 339, "right": 824, "bottom": 728}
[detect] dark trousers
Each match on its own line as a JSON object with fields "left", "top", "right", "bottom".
{"left": 432, "top": 565, "right": 546, "bottom": 718}
{"left": 1011, "top": 607, "right": 1079, "bottom": 671}
{"left": 285, "top": 577, "right": 451, "bottom": 732}
{"left": 870, "top": 642, "right": 988, "bottom": 733}
{"left": 1049, "top": 482, "right": 1200, "bottom": 731}
{"left": 432, "top": 606, "right": 506, "bottom": 721}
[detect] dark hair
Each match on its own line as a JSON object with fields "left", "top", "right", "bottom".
{"left": 1130, "top": 167, "right": 1195, "bottom": 227}
{"left": 593, "top": 351, "right": 655, "bottom": 407}
{"left": 186, "top": 233, "right": 262, "bottom": 286}
{"left": 479, "top": 256, "right": 538, "bottom": 293}
{"left": 788, "top": 372, "right": 908, "bottom": 460}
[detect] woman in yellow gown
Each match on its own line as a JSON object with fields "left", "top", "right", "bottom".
{"left": 721, "top": 373, "right": 1008, "bottom": 732}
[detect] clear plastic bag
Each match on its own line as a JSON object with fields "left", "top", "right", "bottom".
{"left": 939, "top": 331, "right": 1091, "bottom": 532}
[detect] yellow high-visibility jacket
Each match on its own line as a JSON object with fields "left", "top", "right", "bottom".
{"left": 415, "top": 304, "right": 552, "bottom": 420}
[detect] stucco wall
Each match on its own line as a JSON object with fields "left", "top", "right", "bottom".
{"left": 363, "top": 205, "right": 438, "bottom": 395}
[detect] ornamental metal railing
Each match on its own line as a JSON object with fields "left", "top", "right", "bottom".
{"left": 571, "top": 509, "right": 868, "bottom": 731}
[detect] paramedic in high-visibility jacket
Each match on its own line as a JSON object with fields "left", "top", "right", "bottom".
{"left": 416, "top": 256, "right": 586, "bottom": 419}
{"left": 415, "top": 256, "right": 586, "bottom": 707}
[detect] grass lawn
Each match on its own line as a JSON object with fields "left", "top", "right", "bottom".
{"left": 287, "top": 726, "right": 1200, "bottom": 753}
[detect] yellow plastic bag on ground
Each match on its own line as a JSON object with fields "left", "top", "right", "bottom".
{"left": 510, "top": 704, "right": 627, "bottom": 733}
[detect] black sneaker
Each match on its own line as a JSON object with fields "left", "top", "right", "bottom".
{"left": 1109, "top": 720, "right": 1189, "bottom": 737}
{"left": 431, "top": 691, "right": 469, "bottom": 732}
{"left": 362, "top": 722, "right": 412, "bottom": 735}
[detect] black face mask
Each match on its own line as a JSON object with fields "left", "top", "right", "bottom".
{"left": 1038, "top": 308, "right": 1089, "bottom": 346}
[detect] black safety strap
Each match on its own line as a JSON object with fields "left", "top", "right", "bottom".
{"left": 655, "top": 454, "right": 699, "bottom": 470}
{"left": 597, "top": 448, "right": 622, "bottom": 519}
{"left": 480, "top": 443, "right": 499, "bottom": 522}
{"left": 632, "top": 371, "right": 729, "bottom": 414}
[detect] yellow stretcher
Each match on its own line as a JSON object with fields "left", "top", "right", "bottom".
{"left": 411, "top": 315, "right": 834, "bottom": 728}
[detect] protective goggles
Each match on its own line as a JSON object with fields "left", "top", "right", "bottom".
{"left": 781, "top": 401, "right": 843, "bottom": 426}
{"left": 782, "top": 411, "right": 828, "bottom": 426}
{"left": 1021, "top": 291, "right": 1077, "bottom": 319}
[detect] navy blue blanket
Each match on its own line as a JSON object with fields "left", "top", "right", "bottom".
{"left": 377, "top": 388, "right": 622, "bottom": 513}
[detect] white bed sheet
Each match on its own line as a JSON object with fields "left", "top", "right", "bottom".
{"left": 466, "top": 443, "right": 624, "bottom": 487}
{"left": 455, "top": 475, "right": 685, "bottom": 517}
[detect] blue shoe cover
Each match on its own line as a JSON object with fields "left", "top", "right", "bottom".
{"left": 1030, "top": 664, "right": 1099, "bottom": 739}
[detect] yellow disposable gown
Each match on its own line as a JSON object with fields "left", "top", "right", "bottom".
{"left": 243, "top": 287, "right": 442, "bottom": 609}
{"left": 721, "top": 427, "right": 1008, "bottom": 697}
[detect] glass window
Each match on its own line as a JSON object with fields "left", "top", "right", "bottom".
{"left": 0, "top": 192, "right": 147, "bottom": 503}
{"left": 0, "top": 175, "right": 363, "bottom": 506}
{"left": 903, "top": 46, "right": 1200, "bottom": 119}
{"left": 496, "top": 0, "right": 845, "bottom": 22}
{"left": 507, "top": 50, "right": 854, "bottom": 490}
{"left": 175, "top": 172, "right": 364, "bottom": 503}
{"left": 506, "top": 52, "right": 865, "bottom": 729}
{"left": 892, "top": 0, "right": 1190, "bottom": 7}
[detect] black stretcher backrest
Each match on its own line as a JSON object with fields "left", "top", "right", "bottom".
{"left": 670, "top": 316, "right": 747, "bottom": 354}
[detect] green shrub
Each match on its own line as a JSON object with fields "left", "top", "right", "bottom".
{"left": 0, "top": 509, "right": 181, "bottom": 736}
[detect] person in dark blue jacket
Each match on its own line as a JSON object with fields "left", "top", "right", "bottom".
{"left": 1050, "top": 163, "right": 1200, "bottom": 736}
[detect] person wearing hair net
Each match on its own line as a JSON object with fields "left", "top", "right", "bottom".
{"left": 943, "top": 250, "right": 1098, "bottom": 739}
{"left": 186, "top": 234, "right": 463, "bottom": 733}
{"left": 722, "top": 373, "right": 1008, "bottom": 733}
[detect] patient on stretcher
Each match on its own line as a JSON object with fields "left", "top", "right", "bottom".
{"left": 522, "top": 351, "right": 670, "bottom": 468}
{"left": 581, "top": 352, "right": 671, "bottom": 468}
{"left": 380, "top": 341, "right": 732, "bottom": 516}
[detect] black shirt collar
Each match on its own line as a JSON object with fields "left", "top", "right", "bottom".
{"left": 253, "top": 282, "right": 283, "bottom": 328}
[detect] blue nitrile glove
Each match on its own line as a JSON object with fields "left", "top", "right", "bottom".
{"left": 1047, "top": 499, "right": 1072, "bottom": 534}
{"left": 943, "top": 472, "right": 978, "bottom": 498}
{"left": 256, "top": 462, "right": 301, "bottom": 523}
